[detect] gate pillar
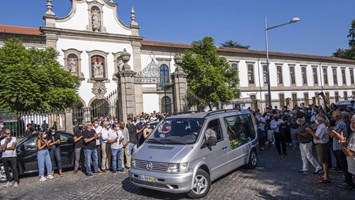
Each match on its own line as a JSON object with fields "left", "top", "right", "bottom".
{"left": 171, "top": 55, "right": 188, "bottom": 113}
{"left": 116, "top": 49, "right": 136, "bottom": 121}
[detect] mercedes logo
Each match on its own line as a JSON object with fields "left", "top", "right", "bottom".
{"left": 146, "top": 162, "right": 153, "bottom": 171}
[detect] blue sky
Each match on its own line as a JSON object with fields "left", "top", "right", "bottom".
{"left": 0, "top": 0, "right": 354, "bottom": 56}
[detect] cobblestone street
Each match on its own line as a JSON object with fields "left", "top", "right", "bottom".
{"left": 1, "top": 145, "right": 354, "bottom": 200}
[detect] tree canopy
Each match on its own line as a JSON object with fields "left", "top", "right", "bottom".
{"left": 333, "top": 19, "right": 355, "bottom": 60}
{"left": 181, "top": 37, "right": 240, "bottom": 110}
{"left": 0, "top": 38, "right": 80, "bottom": 112}
{"left": 221, "top": 40, "right": 250, "bottom": 49}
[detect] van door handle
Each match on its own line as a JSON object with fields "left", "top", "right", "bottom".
{"left": 222, "top": 146, "right": 227, "bottom": 150}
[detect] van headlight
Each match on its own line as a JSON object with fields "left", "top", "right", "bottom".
{"left": 131, "top": 159, "right": 136, "bottom": 168}
{"left": 167, "top": 163, "right": 189, "bottom": 173}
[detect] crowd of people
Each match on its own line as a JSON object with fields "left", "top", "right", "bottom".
{"left": 253, "top": 99, "right": 355, "bottom": 190}
{"left": 0, "top": 111, "right": 167, "bottom": 187}
{"left": 1, "top": 101, "right": 355, "bottom": 191}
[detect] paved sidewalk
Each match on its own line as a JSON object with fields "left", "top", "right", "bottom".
{"left": 0, "top": 144, "right": 354, "bottom": 199}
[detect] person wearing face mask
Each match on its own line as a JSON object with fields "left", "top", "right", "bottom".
{"left": 296, "top": 117, "right": 322, "bottom": 175}
{"left": 306, "top": 115, "right": 330, "bottom": 183}
{"left": 47, "top": 127, "right": 63, "bottom": 177}
{"left": 100, "top": 121, "right": 112, "bottom": 172}
{"left": 1, "top": 129, "right": 19, "bottom": 188}
{"left": 73, "top": 124, "right": 84, "bottom": 174}
{"left": 93, "top": 120, "right": 103, "bottom": 169}
{"left": 332, "top": 114, "right": 355, "bottom": 191}
{"left": 136, "top": 117, "right": 146, "bottom": 148}
{"left": 270, "top": 114, "right": 286, "bottom": 156}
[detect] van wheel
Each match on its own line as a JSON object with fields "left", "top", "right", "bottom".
{"left": 246, "top": 149, "right": 257, "bottom": 169}
{"left": 0, "top": 163, "right": 13, "bottom": 183}
{"left": 187, "top": 169, "right": 211, "bottom": 199}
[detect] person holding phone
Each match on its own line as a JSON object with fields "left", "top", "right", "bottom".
{"left": 47, "top": 127, "right": 63, "bottom": 177}
{"left": 1, "top": 129, "right": 19, "bottom": 187}
{"left": 37, "top": 130, "right": 54, "bottom": 182}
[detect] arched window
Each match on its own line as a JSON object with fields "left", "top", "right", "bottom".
{"left": 160, "top": 64, "right": 169, "bottom": 84}
{"left": 161, "top": 96, "right": 172, "bottom": 114}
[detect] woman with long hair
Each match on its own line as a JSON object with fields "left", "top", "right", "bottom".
{"left": 37, "top": 130, "right": 54, "bottom": 181}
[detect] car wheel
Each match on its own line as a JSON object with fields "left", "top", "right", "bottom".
{"left": 0, "top": 163, "right": 13, "bottom": 183}
{"left": 246, "top": 149, "right": 257, "bottom": 169}
{"left": 187, "top": 169, "right": 211, "bottom": 199}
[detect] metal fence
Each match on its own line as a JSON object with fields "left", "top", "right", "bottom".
{"left": 0, "top": 110, "right": 66, "bottom": 138}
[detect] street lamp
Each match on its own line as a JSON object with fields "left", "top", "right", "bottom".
{"left": 265, "top": 17, "right": 300, "bottom": 108}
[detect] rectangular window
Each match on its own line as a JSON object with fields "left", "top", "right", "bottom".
{"left": 292, "top": 93, "right": 297, "bottom": 107}
{"left": 304, "top": 92, "right": 309, "bottom": 106}
{"left": 263, "top": 65, "right": 268, "bottom": 84}
{"left": 332, "top": 68, "right": 338, "bottom": 85}
{"left": 231, "top": 63, "right": 238, "bottom": 70}
{"left": 344, "top": 91, "right": 348, "bottom": 100}
{"left": 265, "top": 94, "right": 269, "bottom": 104}
{"left": 250, "top": 95, "right": 257, "bottom": 110}
{"left": 224, "top": 114, "right": 256, "bottom": 148}
{"left": 342, "top": 68, "right": 346, "bottom": 85}
{"left": 335, "top": 91, "right": 339, "bottom": 102}
{"left": 290, "top": 66, "right": 296, "bottom": 84}
{"left": 323, "top": 67, "right": 328, "bottom": 85}
{"left": 247, "top": 64, "right": 255, "bottom": 84}
{"left": 350, "top": 69, "right": 354, "bottom": 84}
{"left": 312, "top": 67, "right": 318, "bottom": 84}
{"left": 279, "top": 93, "right": 285, "bottom": 108}
{"left": 277, "top": 65, "right": 283, "bottom": 84}
{"left": 302, "top": 66, "right": 307, "bottom": 85}
{"left": 325, "top": 92, "right": 330, "bottom": 102}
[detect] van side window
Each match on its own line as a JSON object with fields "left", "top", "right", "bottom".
{"left": 224, "top": 114, "right": 255, "bottom": 149}
{"left": 205, "top": 119, "right": 223, "bottom": 142}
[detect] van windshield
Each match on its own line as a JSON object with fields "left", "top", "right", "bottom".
{"left": 146, "top": 118, "right": 205, "bottom": 145}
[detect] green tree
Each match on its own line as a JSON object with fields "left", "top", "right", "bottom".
{"left": 221, "top": 40, "right": 250, "bottom": 49}
{"left": 333, "top": 19, "right": 355, "bottom": 60}
{"left": 181, "top": 37, "right": 240, "bottom": 110}
{"left": 0, "top": 38, "right": 80, "bottom": 112}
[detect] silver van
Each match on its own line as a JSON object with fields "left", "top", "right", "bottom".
{"left": 129, "top": 109, "right": 258, "bottom": 199}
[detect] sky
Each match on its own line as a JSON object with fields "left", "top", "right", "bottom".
{"left": 0, "top": 0, "right": 354, "bottom": 56}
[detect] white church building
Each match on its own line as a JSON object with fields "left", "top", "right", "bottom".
{"left": 1, "top": 0, "right": 355, "bottom": 125}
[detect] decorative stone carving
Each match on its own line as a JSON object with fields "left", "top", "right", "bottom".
{"left": 91, "top": 7, "right": 101, "bottom": 32}
{"left": 62, "top": 49, "right": 84, "bottom": 80}
{"left": 91, "top": 55, "right": 105, "bottom": 79}
{"left": 87, "top": 50, "right": 109, "bottom": 83}
{"left": 135, "top": 59, "right": 160, "bottom": 84}
{"left": 68, "top": 58, "right": 77, "bottom": 73}
{"left": 92, "top": 82, "right": 107, "bottom": 98}
{"left": 86, "top": 1, "right": 106, "bottom": 33}
{"left": 93, "top": 61, "right": 104, "bottom": 78}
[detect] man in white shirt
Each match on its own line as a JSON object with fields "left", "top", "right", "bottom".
{"left": 1, "top": 129, "right": 19, "bottom": 188}
{"left": 108, "top": 123, "right": 124, "bottom": 173}
{"left": 100, "top": 121, "right": 112, "bottom": 172}
{"left": 94, "top": 120, "right": 103, "bottom": 169}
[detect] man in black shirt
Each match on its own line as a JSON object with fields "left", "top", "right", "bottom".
{"left": 47, "top": 127, "right": 63, "bottom": 177}
{"left": 24, "top": 124, "right": 34, "bottom": 137}
{"left": 83, "top": 122, "right": 101, "bottom": 176}
{"left": 73, "top": 124, "right": 84, "bottom": 174}
{"left": 126, "top": 117, "right": 138, "bottom": 168}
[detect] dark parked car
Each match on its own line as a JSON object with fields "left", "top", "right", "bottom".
{"left": 0, "top": 132, "right": 74, "bottom": 182}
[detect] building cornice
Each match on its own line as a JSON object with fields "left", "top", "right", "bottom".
{"left": 141, "top": 40, "right": 355, "bottom": 65}
{"left": 40, "top": 27, "right": 143, "bottom": 42}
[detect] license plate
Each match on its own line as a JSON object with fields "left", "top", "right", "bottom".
{"left": 138, "top": 175, "right": 157, "bottom": 183}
